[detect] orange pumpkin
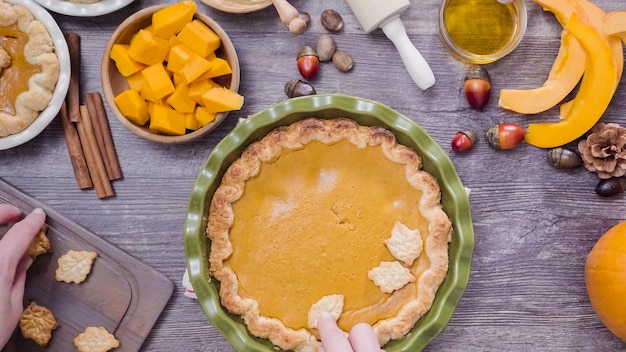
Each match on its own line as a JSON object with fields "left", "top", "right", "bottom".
{"left": 585, "top": 220, "right": 626, "bottom": 342}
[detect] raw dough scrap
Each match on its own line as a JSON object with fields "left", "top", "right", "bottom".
{"left": 384, "top": 221, "right": 423, "bottom": 266}
{"left": 307, "top": 294, "right": 344, "bottom": 329}
{"left": 368, "top": 261, "right": 415, "bottom": 293}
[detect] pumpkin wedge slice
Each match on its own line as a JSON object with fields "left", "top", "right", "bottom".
{"left": 603, "top": 11, "right": 626, "bottom": 42}
{"left": 498, "top": 30, "right": 585, "bottom": 114}
{"left": 570, "top": 0, "right": 622, "bottom": 88}
{"left": 525, "top": 13, "right": 618, "bottom": 148}
{"left": 498, "top": 0, "right": 586, "bottom": 114}
{"left": 557, "top": 0, "right": 624, "bottom": 119}
{"left": 499, "top": 0, "right": 623, "bottom": 115}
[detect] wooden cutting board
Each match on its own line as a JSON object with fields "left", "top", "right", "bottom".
{"left": 0, "top": 178, "right": 174, "bottom": 352}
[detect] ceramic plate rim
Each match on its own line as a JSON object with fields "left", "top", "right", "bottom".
{"left": 32, "top": 0, "right": 133, "bottom": 17}
{"left": 0, "top": 0, "right": 70, "bottom": 151}
{"left": 184, "top": 94, "right": 474, "bottom": 351}
{"left": 199, "top": 0, "right": 271, "bottom": 14}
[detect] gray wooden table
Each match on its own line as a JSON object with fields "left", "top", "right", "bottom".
{"left": 2, "top": 0, "right": 626, "bottom": 350}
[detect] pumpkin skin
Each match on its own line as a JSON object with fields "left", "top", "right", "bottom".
{"left": 585, "top": 220, "right": 626, "bottom": 342}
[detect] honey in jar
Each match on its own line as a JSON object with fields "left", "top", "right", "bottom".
{"left": 439, "top": 0, "right": 527, "bottom": 64}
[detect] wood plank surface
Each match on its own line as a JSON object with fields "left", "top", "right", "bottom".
{"left": 2, "top": 0, "right": 626, "bottom": 351}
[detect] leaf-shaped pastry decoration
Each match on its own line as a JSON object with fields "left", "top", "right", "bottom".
{"left": 368, "top": 261, "right": 415, "bottom": 293}
{"left": 384, "top": 221, "right": 423, "bottom": 266}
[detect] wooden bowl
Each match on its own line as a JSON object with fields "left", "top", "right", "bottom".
{"left": 101, "top": 5, "right": 240, "bottom": 144}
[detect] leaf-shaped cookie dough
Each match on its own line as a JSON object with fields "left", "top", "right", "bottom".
{"left": 307, "top": 294, "right": 344, "bottom": 329}
{"left": 384, "top": 221, "right": 423, "bottom": 266}
{"left": 368, "top": 261, "right": 415, "bottom": 293}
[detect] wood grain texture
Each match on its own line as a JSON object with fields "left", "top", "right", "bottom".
{"left": 2, "top": 0, "right": 626, "bottom": 350}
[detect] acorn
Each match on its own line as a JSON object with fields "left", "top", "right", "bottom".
{"left": 297, "top": 46, "right": 319, "bottom": 79}
{"left": 595, "top": 177, "right": 626, "bottom": 197}
{"left": 284, "top": 79, "right": 316, "bottom": 98}
{"left": 451, "top": 129, "right": 477, "bottom": 152}
{"left": 485, "top": 123, "right": 525, "bottom": 150}
{"left": 547, "top": 147, "right": 583, "bottom": 169}
{"left": 464, "top": 66, "right": 491, "bottom": 110}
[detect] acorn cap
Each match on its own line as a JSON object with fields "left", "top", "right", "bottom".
{"left": 459, "top": 129, "right": 477, "bottom": 146}
{"left": 465, "top": 65, "right": 490, "bottom": 82}
{"left": 484, "top": 125, "right": 500, "bottom": 150}
{"left": 297, "top": 45, "right": 318, "bottom": 58}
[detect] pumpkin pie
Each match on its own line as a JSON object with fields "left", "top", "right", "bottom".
{"left": 0, "top": 0, "right": 60, "bottom": 137}
{"left": 207, "top": 118, "right": 452, "bottom": 351}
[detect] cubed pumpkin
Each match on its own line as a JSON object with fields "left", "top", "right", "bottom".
{"left": 126, "top": 71, "right": 146, "bottom": 92}
{"left": 149, "top": 103, "right": 186, "bottom": 135}
{"left": 141, "top": 63, "right": 175, "bottom": 99}
{"left": 166, "top": 44, "right": 195, "bottom": 73}
{"left": 114, "top": 89, "right": 149, "bottom": 125}
{"left": 152, "top": 0, "right": 197, "bottom": 38}
{"left": 167, "top": 84, "right": 197, "bottom": 114}
{"left": 128, "top": 29, "right": 170, "bottom": 65}
{"left": 176, "top": 19, "right": 221, "bottom": 57}
{"left": 200, "top": 87, "right": 244, "bottom": 112}
{"left": 195, "top": 106, "right": 217, "bottom": 126}
{"left": 179, "top": 55, "right": 212, "bottom": 84}
{"left": 185, "top": 112, "right": 200, "bottom": 131}
{"left": 110, "top": 44, "right": 146, "bottom": 77}
{"left": 188, "top": 78, "right": 218, "bottom": 105}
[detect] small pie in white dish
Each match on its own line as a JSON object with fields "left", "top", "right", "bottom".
{"left": 0, "top": 0, "right": 60, "bottom": 138}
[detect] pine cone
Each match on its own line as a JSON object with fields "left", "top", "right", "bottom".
{"left": 578, "top": 122, "right": 626, "bottom": 179}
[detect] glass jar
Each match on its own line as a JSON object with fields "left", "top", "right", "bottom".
{"left": 439, "top": 0, "right": 527, "bottom": 64}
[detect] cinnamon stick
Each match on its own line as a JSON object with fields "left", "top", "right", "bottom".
{"left": 85, "top": 92, "right": 122, "bottom": 180}
{"left": 84, "top": 93, "right": 112, "bottom": 179}
{"left": 77, "top": 105, "right": 114, "bottom": 199}
{"left": 65, "top": 32, "right": 81, "bottom": 123}
{"left": 59, "top": 101, "right": 92, "bottom": 189}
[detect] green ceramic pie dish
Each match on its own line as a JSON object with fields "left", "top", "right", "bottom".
{"left": 184, "top": 94, "right": 474, "bottom": 351}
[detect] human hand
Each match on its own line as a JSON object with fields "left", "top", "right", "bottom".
{"left": 318, "top": 312, "right": 382, "bottom": 352}
{"left": 0, "top": 205, "right": 46, "bottom": 348}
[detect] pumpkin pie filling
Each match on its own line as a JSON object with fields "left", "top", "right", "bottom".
{"left": 208, "top": 118, "right": 452, "bottom": 351}
{"left": 227, "top": 139, "right": 431, "bottom": 330}
{"left": 0, "top": 23, "right": 42, "bottom": 115}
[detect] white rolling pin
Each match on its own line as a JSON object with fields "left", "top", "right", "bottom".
{"left": 345, "top": 0, "right": 436, "bottom": 90}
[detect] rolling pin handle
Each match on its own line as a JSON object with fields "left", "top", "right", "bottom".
{"left": 381, "top": 17, "right": 436, "bottom": 90}
{"left": 272, "top": 0, "right": 307, "bottom": 34}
